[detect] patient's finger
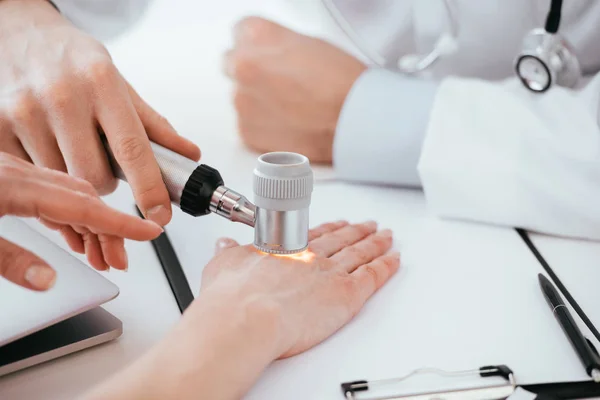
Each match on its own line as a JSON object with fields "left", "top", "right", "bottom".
{"left": 308, "top": 220, "right": 349, "bottom": 241}
{"left": 330, "top": 230, "right": 393, "bottom": 273}
{"left": 215, "top": 238, "right": 239, "bottom": 255}
{"left": 352, "top": 252, "right": 400, "bottom": 306}
{"left": 309, "top": 221, "right": 377, "bottom": 257}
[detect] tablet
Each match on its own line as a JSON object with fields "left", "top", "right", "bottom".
{"left": 0, "top": 217, "right": 121, "bottom": 376}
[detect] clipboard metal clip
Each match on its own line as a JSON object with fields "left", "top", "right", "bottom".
{"left": 341, "top": 364, "right": 516, "bottom": 400}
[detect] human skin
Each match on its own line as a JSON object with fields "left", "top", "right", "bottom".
{"left": 224, "top": 16, "right": 367, "bottom": 163}
{"left": 0, "top": 152, "right": 162, "bottom": 289}
{"left": 0, "top": 0, "right": 200, "bottom": 229}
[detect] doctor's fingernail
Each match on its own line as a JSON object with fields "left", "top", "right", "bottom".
{"left": 25, "top": 265, "right": 56, "bottom": 290}
{"left": 141, "top": 219, "right": 164, "bottom": 233}
{"left": 146, "top": 205, "right": 171, "bottom": 226}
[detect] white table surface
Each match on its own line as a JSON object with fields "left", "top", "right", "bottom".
{"left": 1, "top": 1, "right": 599, "bottom": 399}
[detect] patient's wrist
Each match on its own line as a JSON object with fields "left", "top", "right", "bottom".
{"left": 157, "top": 289, "right": 283, "bottom": 398}
{"left": 83, "top": 287, "right": 285, "bottom": 400}
{"left": 184, "top": 287, "right": 283, "bottom": 356}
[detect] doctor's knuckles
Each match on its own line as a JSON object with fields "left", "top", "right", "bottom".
{"left": 0, "top": 0, "right": 200, "bottom": 227}
{"left": 224, "top": 16, "right": 366, "bottom": 163}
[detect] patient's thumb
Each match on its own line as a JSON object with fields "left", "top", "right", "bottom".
{"left": 214, "top": 237, "right": 239, "bottom": 255}
{"left": 0, "top": 237, "right": 56, "bottom": 291}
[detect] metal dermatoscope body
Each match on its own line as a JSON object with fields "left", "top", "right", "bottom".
{"left": 253, "top": 152, "right": 313, "bottom": 254}
{"left": 101, "top": 136, "right": 313, "bottom": 254}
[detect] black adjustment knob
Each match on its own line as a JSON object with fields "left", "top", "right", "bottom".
{"left": 180, "top": 165, "right": 224, "bottom": 217}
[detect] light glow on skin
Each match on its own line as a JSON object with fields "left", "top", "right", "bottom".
{"left": 259, "top": 249, "right": 315, "bottom": 263}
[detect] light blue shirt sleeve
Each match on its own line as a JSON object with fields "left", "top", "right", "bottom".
{"left": 333, "top": 68, "right": 439, "bottom": 187}
{"left": 51, "top": 0, "right": 152, "bottom": 42}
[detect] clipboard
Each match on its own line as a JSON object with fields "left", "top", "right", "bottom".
{"left": 341, "top": 365, "right": 517, "bottom": 399}
{"left": 339, "top": 364, "right": 600, "bottom": 399}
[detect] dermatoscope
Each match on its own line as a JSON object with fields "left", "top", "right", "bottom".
{"left": 101, "top": 136, "right": 313, "bottom": 255}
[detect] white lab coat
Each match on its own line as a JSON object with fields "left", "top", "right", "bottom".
{"left": 52, "top": 0, "right": 600, "bottom": 240}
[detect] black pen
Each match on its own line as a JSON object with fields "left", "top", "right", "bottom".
{"left": 538, "top": 274, "right": 600, "bottom": 383}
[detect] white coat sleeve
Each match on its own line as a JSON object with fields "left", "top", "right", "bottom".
{"left": 50, "top": 0, "right": 152, "bottom": 41}
{"left": 333, "top": 68, "right": 439, "bottom": 187}
{"left": 417, "top": 74, "right": 600, "bottom": 240}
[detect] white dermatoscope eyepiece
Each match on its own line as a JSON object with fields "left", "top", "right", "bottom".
{"left": 252, "top": 152, "right": 314, "bottom": 254}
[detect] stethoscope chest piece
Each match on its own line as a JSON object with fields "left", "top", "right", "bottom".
{"left": 515, "top": 28, "right": 580, "bottom": 93}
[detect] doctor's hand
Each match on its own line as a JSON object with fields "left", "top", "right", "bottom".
{"left": 0, "top": 0, "right": 200, "bottom": 226}
{"left": 0, "top": 153, "right": 162, "bottom": 290}
{"left": 82, "top": 221, "right": 399, "bottom": 400}
{"left": 224, "top": 17, "right": 366, "bottom": 163}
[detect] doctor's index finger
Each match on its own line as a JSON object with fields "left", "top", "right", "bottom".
{"left": 92, "top": 70, "right": 172, "bottom": 226}
{"left": 125, "top": 82, "right": 201, "bottom": 162}
{"left": 5, "top": 177, "right": 162, "bottom": 241}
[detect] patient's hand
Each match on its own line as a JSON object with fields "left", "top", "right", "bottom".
{"left": 202, "top": 220, "right": 398, "bottom": 358}
{"left": 84, "top": 221, "right": 399, "bottom": 400}
{"left": 224, "top": 17, "right": 366, "bottom": 163}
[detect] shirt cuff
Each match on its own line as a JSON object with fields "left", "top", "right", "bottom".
{"left": 333, "top": 68, "right": 439, "bottom": 187}
{"left": 51, "top": 0, "right": 151, "bottom": 42}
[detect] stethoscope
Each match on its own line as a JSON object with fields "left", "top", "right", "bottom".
{"left": 322, "top": 0, "right": 581, "bottom": 93}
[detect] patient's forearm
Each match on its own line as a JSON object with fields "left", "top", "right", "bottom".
{"left": 83, "top": 291, "right": 280, "bottom": 400}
